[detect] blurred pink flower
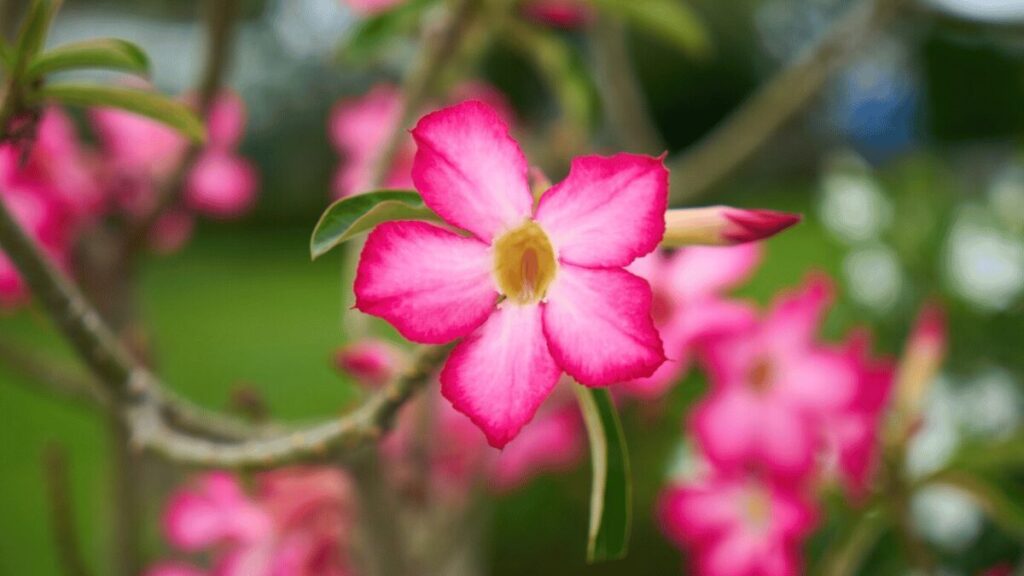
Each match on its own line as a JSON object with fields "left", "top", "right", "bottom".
{"left": 93, "top": 90, "right": 258, "bottom": 222}
{"left": 158, "top": 468, "right": 356, "bottom": 576}
{"left": 822, "top": 329, "right": 894, "bottom": 497}
{"left": 185, "top": 150, "right": 258, "bottom": 218}
{"left": 334, "top": 339, "right": 406, "bottom": 388}
{"left": 622, "top": 245, "right": 761, "bottom": 398}
{"left": 344, "top": 0, "right": 404, "bottom": 15}
{"left": 355, "top": 101, "right": 667, "bottom": 447}
{"left": 329, "top": 85, "right": 414, "bottom": 199}
{"left": 522, "top": 0, "right": 591, "bottom": 27}
{"left": 329, "top": 83, "right": 513, "bottom": 200}
{"left": 149, "top": 210, "right": 196, "bottom": 254}
{"left": 692, "top": 275, "right": 858, "bottom": 480}
{"left": 659, "top": 471, "right": 818, "bottom": 576}
{"left": 382, "top": 382, "right": 583, "bottom": 496}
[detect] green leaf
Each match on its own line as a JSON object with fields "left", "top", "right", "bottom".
{"left": 588, "top": 0, "right": 712, "bottom": 59}
{"left": 0, "top": 40, "right": 12, "bottom": 72}
{"left": 574, "top": 386, "right": 631, "bottom": 563}
{"left": 340, "top": 0, "right": 439, "bottom": 62}
{"left": 31, "top": 84, "right": 205, "bottom": 142}
{"left": 930, "top": 470, "right": 1024, "bottom": 540}
{"left": 27, "top": 38, "right": 150, "bottom": 79}
{"left": 15, "top": 0, "right": 61, "bottom": 64}
{"left": 310, "top": 190, "right": 441, "bottom": 260}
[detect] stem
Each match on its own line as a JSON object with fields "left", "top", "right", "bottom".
{"left": 43, "top": 445, "right": 94, "bottom": 576}
{"left": 351, "top": 454, "right": 410, "bottom": 576}
{"left": 667, "top": 0, "right": 910, "bottom": 203}
{"left": 587, "top": 15, "right": 664, "bottom": 154}
{"left": 107, "top": 417, "right": 142, "bottom": 576}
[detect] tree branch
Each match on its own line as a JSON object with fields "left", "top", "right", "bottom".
{"left": 667, "top": 0, "right": 910, "bottom": 203}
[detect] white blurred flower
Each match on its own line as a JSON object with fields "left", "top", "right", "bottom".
{"left": 664, "top": 440, "right": 709, "bottom": 483}
{"left": 843, "top": 244, "right": 904, "bottom": 311}
{"left": 958, "top": 367, "right": 1022, "bottom": 439}
{"left": 912, "top": 484, "right": 984, "bottom": 552}
{"left": 270, "top": 0, "right": 352, "bottom": 58}
{"left": 819, "top": 167, "right": 893, "bottom": 243}
{"left": 944, "top": 209, "right": 1024, "bottom": 311}
{"left": 926, "top": 0, "right": 1024, "bottom": 23}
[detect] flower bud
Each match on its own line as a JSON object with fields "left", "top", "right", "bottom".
{"left": 891, "top": 301, "right": 947, "bottom": 437}
{"left": 662, "top": 206, "right": 801, "bottom": 247}
{"left": 333, "top": 339, "right": 406, "bottom": 389}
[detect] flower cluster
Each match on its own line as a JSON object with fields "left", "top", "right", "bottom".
{"left": 657, "top": 277, "right": 944, "bottom": 575}
{"left": 147, "top": 468, "right": 357, "bottom": 576}
{"left": 0, "top": 90, "right": 258, "bottom": 308}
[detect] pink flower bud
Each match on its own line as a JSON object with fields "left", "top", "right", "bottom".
{"left": 205, "top": 91, "right": 247, "bottom": 150}
{"left": 148, "top": 210, "right": 195, "bottom": 255}
{"left": 893, "top": 301, "right": 947, "bottom": 427}
{"left": 334, "top": 339, "right": 405, "bottom": 388}
{"left": 522, "top": 0, "right": 592, "bottom": 28}
{"left": 663, "top": 206, "right": 801, "bottom": 247}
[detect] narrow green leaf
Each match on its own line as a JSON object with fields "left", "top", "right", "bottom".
{"left": 930, "top": 470, "right": 1024, "bottom": 540}
{"left": 588, "top": 0, "right": 712, "bottom": 59}
{"left": 813, "top": 506, "right": 887, "bottom": 576}
{"left": 310, "top": 190, "right": 441, "bottom": 260}
{"left": 27, "top": 38, "right": 150, "bottom": 79}
{"left": 15, "top": 0, "right": 61, "bottom": 64}
{"left": 574, "top": 386, "right": 631, "bottom": 563}
{"left": 340, "top": 0, "right": 440, "bottom": 62}
{"left": 31, "top": 84, "right": 205, "bottom": 142}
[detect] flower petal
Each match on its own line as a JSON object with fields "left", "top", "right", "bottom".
{"left": 542, "top": 265, "right": 665, "bottom": 386}
{"left": 665, "top": 244, "right": 761, "bottom": 299}
{"left": 535, "top": 154, "right": 668, "bottom": 267}
{"left": 355, "top": 221, "right": 497, "bottom": 343}
{"left": 411, "top": 101, "right": 533, "bottom": 241}
{"left": 492, "top": 405, "right": 583, "bottom": 490}
{"left": 440, "top": 304, "right": 561, "bottom": 448}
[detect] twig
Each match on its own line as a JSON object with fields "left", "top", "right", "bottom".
{"left": 351, "top": 453, "right": 411, "bottom": 576}
{"left": 587, "top": 15, "right": 664, "bottom": 155}
{"left": 667, "top": 0, "right": 910, "bottom": 203}
{"left": 43, "top": 445, "right": 94, "bottom": 576}
{"left": 0, "top": 337, "right": 110, "bottom": 409}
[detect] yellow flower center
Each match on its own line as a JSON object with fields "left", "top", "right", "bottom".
{"left": 493, "top": 221, "right": 558, "bottom": 305}
{"left": 742, "top": 485, "right": 772, "bottom": 530}
{"left": 748, "top": 356, "right": 775, "bottom": 394}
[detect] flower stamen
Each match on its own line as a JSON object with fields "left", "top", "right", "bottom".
{"left": 493, "top": 221, "right": 557, "bottom": 305}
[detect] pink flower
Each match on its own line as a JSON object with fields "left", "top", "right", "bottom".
{"left": 659, "top": 471, "right": 818, "bottom": 576}
{"left": 160, "top": 468, "right": 356, "bottom": 576}
{"left": 164, "top": 472, "right": 272, "bottom": 551}
{"left": 522, "top": 0, "right": 592, "bottom": 28}
{"left": 622, "top": 245, "right": 761, "bottom": 398}
{"left": 344, "top": 0, "right": 404, "bottom": 15}
{"left": 822, "top": 330, "right": 894, "bottom": 497}
{"left": 334, "top": 339, "right": 406, "bottom": 388}
{"left": 491, "top": 396, "right": 584, "bottom": 491}
{"left": 354, "top": 101, "right": 667, "bottom": 447}
{"left": 383, "top": 382, "right": 584, "bottom": 495}
{"left": 692, "top": 275, "right": 858, "bottom": 479}
{"left": 185, "top": 150, "right": 258, "bottom": 218}
{"left": 329, "top": 85, "right": 414, "bottom": 199}
{"left": 0, "top": 186, "right": 68, "bottom": 309}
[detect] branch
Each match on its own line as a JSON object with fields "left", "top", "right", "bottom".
{"left": 667, "top": 0, "right": 910, "bottom": 203}
{"left": 43, "top": 445, "right": 94, "bottom": 576}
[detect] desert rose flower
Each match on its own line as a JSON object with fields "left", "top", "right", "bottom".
{"left": 659, "top": 470, "right": 818, "bottom": 576}
{"left": 692, "top": 275, "right": 858, "bottom": 479}
{"left": 822, "top": 329, "right": 895, "bottom": 497}
{"left": 491, "top": 394, "right": 583, "bottom": 491}
{"left": 354, "top": 100, "right": 667, "bottom": 447}
{"left": 159, "top": 468, "right": 356, "bottom": 576}
{"left": 622, "top": 244, "right": 761, "bottom": 398}
{"left": 184, "top": 150, "right": 258, "bottom": 218}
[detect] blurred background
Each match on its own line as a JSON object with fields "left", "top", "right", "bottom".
{"left": 0, "top": 0, "right": 1022, "bottom": 574}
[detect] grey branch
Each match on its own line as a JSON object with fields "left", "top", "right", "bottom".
{"left": 668, "top": 0, "right": 911, "bottom": 203}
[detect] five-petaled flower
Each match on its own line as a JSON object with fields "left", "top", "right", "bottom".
{"left": 354, "top": 100, "right": 668, "bottom": 447}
